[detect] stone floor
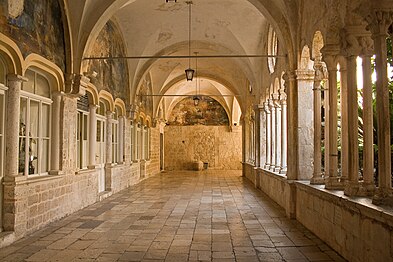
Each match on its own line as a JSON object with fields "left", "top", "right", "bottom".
{"left": 0, "top": 170, "right": 346, "bottom": 262}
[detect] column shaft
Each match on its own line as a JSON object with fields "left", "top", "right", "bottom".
{"left": 362, "top": 56, "right": 375, "bottom": 189}
{"left": 264, "top": 103, "right": 271, "bottom": 169}
{"left": 50, "top": 92, "right": 62, "bottom": 173}
{"left": 340, "top": 62, "right": 349, "bottom": 182}
{"left": 119, "top": 116, "right": 125, "bottom": 163}
{"left": 275, "top": 103, "right": 282, "bottom": 172}
{"left": 5, "top": 74, "right": 26, "bottom": 177}
{"left": 280, "top": 99, "right": 288, "bottom": 174}
{"left": 269, "top": 100, "right": 276, "bottom": 170}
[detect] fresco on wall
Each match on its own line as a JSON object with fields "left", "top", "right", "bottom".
{"left": 0, "top": 0, "right": 66, "bottom": 71}
{"left": 136, "top": 77, "right": 153, "bottom": 118}
{"left": 168, "top": 96, "right": 229, "bottom": 126}
{"left": 84, "top": 20, "right": 129, "bottom": 102}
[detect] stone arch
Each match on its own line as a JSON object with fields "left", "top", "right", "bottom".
{"left": 24, "top": 54, "right": 65, "bottom": 93}
{"left": 299, "top": 45, "right": 313, "bottom": 71}
{"left": 114, "top": 98, "right": 126, "bottom": 116}
{"left": 311, "top": 31, "right": 324, "bottom": 61}
{"left": 98, "top": 90, "right": 115, "bottom": 112}
{"left": 0, "top": 32, "right": 24, "bottom": 76}
{"left": 86, "top": 83, "right": 100, "bottom": 106}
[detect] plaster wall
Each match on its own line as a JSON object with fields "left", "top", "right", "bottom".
{"left": 164, "top": 125, "right": 242, "bottom": 170}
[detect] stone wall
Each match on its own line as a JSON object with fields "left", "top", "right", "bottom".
{"left": 244, "top": 168, "right": 393, "bottom": 262}
{"left": 164, "top": 125, "right": 242, "bottom": 170}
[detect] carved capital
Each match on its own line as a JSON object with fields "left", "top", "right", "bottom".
{"left": 313, "top": 61, "right": 328, "bottom": 83}
{"left": 263, "top": 101, "right": 271, "bottom": 114}
{"left": 365, "top": 10, "right": 393, "bottom": 37}
{"left": 279, "top": 88, "right": 287, "bottom": 103}
{"left": 65, "top": 74, "right": 89, "bottom": 97}
{"left": 340, "top": 27, "right": 374, "bottom": 56}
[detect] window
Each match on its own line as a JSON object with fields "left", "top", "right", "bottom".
{"left": 267, "top": 25, "right": 278, "bottom": 74}
{"left": 19, "top": 69, "right": 51, "bottom": 176}
{"left": 130, "top": 120, "right": 135, "bottom": 161}
{"left": 77, "top": 98, "right": 89, "bottom": 169}
{"left": 112, "top": 107, "right": 119, "bottom": 163}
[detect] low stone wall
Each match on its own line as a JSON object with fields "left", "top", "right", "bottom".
{"left": 296, "top": 183, "right": 393, "bottom": 262}
{"left": 244, "top": 167, "right": 393, "bottom": 262}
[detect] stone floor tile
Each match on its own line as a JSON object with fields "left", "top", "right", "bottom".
{"left": 0, "top": 171, "right": 346, "bottom": 262}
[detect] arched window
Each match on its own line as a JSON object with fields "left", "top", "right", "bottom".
{"left": 267, "top": 25, "right": 278, "bottom": 74}
{"left": 19, "top": 69, "right": 51, "bottom": 176}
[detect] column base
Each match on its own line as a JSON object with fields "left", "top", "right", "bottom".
{"left": 324, "top": 177, "right": 344, "bottom": 190}
{"left": 310, "top": 176, "right": 325, "bottom": 185}
{"left": 274, "top": 166, "right": 281, "bottom": 173}
{"left": 344, "top": 181, "right": 364, "bottom": 196}
{"left": 279, "top": 167, "right": 287, "bottom": 174}
{"left": 372, "top": 188, "right": 393, "bottom": 206}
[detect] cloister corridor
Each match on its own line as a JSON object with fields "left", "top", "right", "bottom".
{"left": 0, "top": 171, "right": 345, "bottom": 262}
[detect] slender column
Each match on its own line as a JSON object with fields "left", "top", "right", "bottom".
{"left": 361, "top": 55, "right": 376, "bottom": 193}
{"left": 311, "top": 62, "right": 325, "bottom": 184}
{"left": 274, "top": 98, "right": 282, "bottom": 172}
{"left": 280, "top": 91, "right": 288, "bottom": 174}
{"left": 283, "top": 71, "right": 298, "bottom": 180}
{"left": 119, "top": 116, "right": 125, "bottom": 163}
{"left": 88, "top": 105, "right": 97, "bottom": 168}
{"left": 323, "top": 79, "right": 330, "bottom": 177}
{"left": 366, "top": 11, "right": 392, "bottom": 203}
{"left": 264, "top": 102, "right": 271, "bottom": 169}
{"left": 105, "top": 111, "right": 113, "bottom": 165}
{"left": 269, "top": 98, "right": 276, "bottom": 171}
{"left": 258, "top": 104, "right": 266, "bottom": 168}
{"left": 344, "top": 55, "right": 361, "bottom": 195}
{"left": 339, "top": 59, "right": 349, "bottom": 183}
{"left": 322, "top": 50, "right": 342, "bottom": 189}
{"left": 5, "top": 74, "right": 27, "bottom": 178}
{"left": 50, "top": 92, "right": 62, "bottom": 174}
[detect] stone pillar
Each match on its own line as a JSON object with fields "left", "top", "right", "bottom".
{"left": 366, "top": 10, "right": 392, "bottom": 203}
{"left": 274, "top": 97, "right": 282, "bottom": 172}
{"left": 361, "top": 55, "right": 376, "bottom": 193}
{"left": 279, "top": 90, "right": 288, "bottom": 174}
{"left": 323, "top": 79, "right": 330, "bottom": 177}
{"left": 269, "top": 98, "right": 276, "bottom": 171}
{"left": 5, "top": 74, "right": 26, "bottom": 178}
{"left": 344, "top": 54, "right": 361, "bottom": 196}
{"left": 311, "top": 62, "right": 325, "bottom": 184}
{"left": 264, "top": 102, "right": 271, "bottom": 169}
{"left": 105, "top": 111, "right": 113, "bottom": 165}
{"left": 50, "top": 92, "right": 62, "bottom": 174}
{"left": 296, "top": 69, "right": 315, "bottom": 180}
{"left": 119, "top": 116, "right": 125, "bottom": 163}
{"left": 322, "top": 49, "right": 342, "bottom": 189}
{"left": 283, "top": 71, "right": 298, "bottom": 180}
{"left": 88, "top": 105, "right": 97, "bottom": 168}
{"left": 3, "top": 74, "right": 28, "bottom": 234}
{"left": 339, "top": 58, "right": 349, "bottom": 184}
{"left": 257, "top": 103, "right": 265, "bottom": 168}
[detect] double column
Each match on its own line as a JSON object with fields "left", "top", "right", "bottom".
{"left": 264, "top": 102, "right": 271, "bottom": 169}
{"left": 105, "top": 111, "right": 113, "bottom": 166}
{"left": 322, "top": 46, "right": 342, "bottom": 189}
{"left": 366, "top": 10, "right": 392, "bottom": 203}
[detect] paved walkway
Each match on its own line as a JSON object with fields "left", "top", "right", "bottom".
{"left": 0, "top": 170, "right": 345, "bottom": 262}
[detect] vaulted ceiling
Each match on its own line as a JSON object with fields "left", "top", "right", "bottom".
{"left": 65, "top": 0, "right": 295, "bottom": 119}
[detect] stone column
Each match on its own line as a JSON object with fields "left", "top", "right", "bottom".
{"left": 344, "top": 54, "right": 361, "bottom": 195}
{"left": 311, "top": 62, "right": 325, "bottom": 184}
{"left": 296, "top": 69, "right": 315, "bottom": 180}
{"left": 361, "top": 55, "right": 376, "bottom": 193}
{"left": 5, "top": 74, "right": 26, "bottom": 178}
{"left": 3, "top": 74, "right": 28, "bottom": 234}
{"left": 274, "top": 97, "right": 282, "bottom": 172}
{"left": 105, "top": 111, "right": 113, "bottom": 165}
{"left": 323, "top": 79, "right": 330, "bottom": 177}
{"left": 257, "top": 103, "right": 265, "bottom": 168}
{"left": 339, "top": 58, "right": 349, "bottom": 184}
{"left": 322, "top": 49, "right": 342, "bottom": 189}
{"left": 366, "top": 11, "right": 392, "bottom": 203}
{"left": 50, "top": 92, "right": 62, "bottom": 174}
{"left": 283, "top": 71, "right": 298, "bottom": 180}
{"left": 269, "top": 98, "right": 276, "bottom": 171}
{"left": 88, "top": 105, "right": 97, "bottom": 168}
{"left": 119, "top": 116, "right": 125, "bottom": 163}
{"left": 279, "top": 89, "right": 288, "bottom": 174}
{"left": 264, "top": 102, "right": 271, "bottom": 169}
